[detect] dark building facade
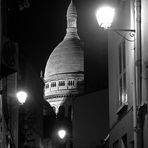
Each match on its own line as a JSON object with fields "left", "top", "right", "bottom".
{"left": 73, "top": 89, "right": 109, "bottom": 148}
{"left": 0, "top": 52, "right": 44, "bottom": 148}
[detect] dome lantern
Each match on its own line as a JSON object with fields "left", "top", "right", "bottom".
{"left": 65, "top": 0, "right": 79, "bottom": 39}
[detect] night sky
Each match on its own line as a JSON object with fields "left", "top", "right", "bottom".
{"left": 7, "top": 0, "right": 108, "bottom": 93}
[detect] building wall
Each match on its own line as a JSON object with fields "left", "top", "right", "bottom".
{"left": 108, "top": 0, "right": 148, "bottom": 148}
{"left": 18, "top": 55, "right": 44, "bottom": 148}
{"left": 0, "top": 64, "right": 44, "bottom": 148}
{"left": 108, "top": 0, "right": 135, "bottom": 147}
{"left": 108, "top": 0, "right": 134, "bottom": 126}
{"left": 0, "top": 74, "right": 18, "bottom": 148}
{"left": 109, "top": 109, "right": 133, "bottom": 148}
{"left": 142, "top": 0, "right": 148, "bottom": 103}
{"left": 73, "top": 89, "right": 109, "bottom": 148}
{"left": 141, "top": 0, "right": 148, "bottom": 147}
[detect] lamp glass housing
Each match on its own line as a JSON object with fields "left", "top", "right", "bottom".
{"left": 16, "top": 91, "right": 28, "bottom": 104}
{"left": 96, "top": 6, "right": 115, "bottom": 29}
{"left": 58, "top": 129, "right": 66, "bottom": 139}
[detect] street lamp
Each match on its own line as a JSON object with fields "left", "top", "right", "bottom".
{"left": 96, "top": 6, "right": 115, "bottom": 29}
{"left": 96, "top": 2, "right": 142, "bottom": 148}
{"left": 96, "top": 6, "right": 135, "bottom": 42}
{"left": 16, "top": 90, "right": 28, "bottom": 105}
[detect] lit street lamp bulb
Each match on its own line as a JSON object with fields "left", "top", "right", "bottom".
{"left": 58, "top": 129, "right": 66, "bottom": 139}
{"left": 96, "top": 6, "right": 115, "bottom": 29}
{"left": 16, "top": 91, "right": 28, "bottom": 104}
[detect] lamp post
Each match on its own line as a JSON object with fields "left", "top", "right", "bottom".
{"left": 16, "top": 90, "right": 28, "bottom": 148}
{"left": 54, "top": 114, "right": 72, "bottom": 148}
{"left": 96, "top": 2, "right": 142, "bottom": 148}
{"left": 56, "top": 128, "right": 67, "bottom": 148}
{"left": 56, "top": 127, "right": 72, "bottom": 148}
{"left": 95, "top": 6, "right": 135, "bottom": 41}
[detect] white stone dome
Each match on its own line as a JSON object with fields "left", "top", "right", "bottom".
{"left": 44, "top": 37, "right": 84, "bottom": 79}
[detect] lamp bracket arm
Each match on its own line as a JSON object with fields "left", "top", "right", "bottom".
{"left": 110, "top": 29, "right": 135, "bottom": 42}
{"left": 110, "top": 29, "right": 135, "bottom": 32}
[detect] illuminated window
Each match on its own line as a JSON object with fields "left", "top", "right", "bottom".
{"left": 118, "top": 39, "right": 127, "bottom": 107}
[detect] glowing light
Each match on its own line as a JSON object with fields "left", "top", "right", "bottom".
{"left": 16, "top": 91, "right": 28, "bottom": 104}
{"left": 96, "top": 6, "right": 115, "bottom": 29}
{"left": 122, "top": 92, "right": 127, "bottom": 103}
{"left": 58, "top": 129, "right": 66, "bottom": 139}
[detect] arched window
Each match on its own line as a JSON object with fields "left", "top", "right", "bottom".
{"left": 69, "top": 80, "right": 74, "bottom": 86}
{"left": 51, "top": 82, "right": 56, "bottom": 87}
{"left": 59, "top": 81, "right": 65, "bottom": 86}
{"left": 68, "top": 81, "right": 70, "bottom": 86}
{"left": 63, "top": 81, "right": 65, "bottom": 86}
{"left": 52, "top": 106, "right": 56, "bottom": 113}
{"left": 58, "top": 106, "right": 65, "bottom": 116}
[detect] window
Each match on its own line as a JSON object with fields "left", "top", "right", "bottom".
{"left": 68, "top": 80, "right": 74, "bottom": 86}
{"left": 130, "top": 141, "right": 134, "bottom": 148}
{"left": 69, "top": 141, "right": 73, "bottom": 148}
{"left": 45, "top": 83, "right": 49, "bottom": 89}
{"left": 68, "top": 19, "right": 76, "bottom": 28}
{"left": 58, "top": 106, "right": 65, "bottom": 116}
{"left": 51, "top": 82, "right": 56, "bottom": 87}
{"left": 77, "top": 79, "right": 84, "bottom": 88}
{"left": 113, "top": 140, "right": 119, "bottom": 148}
{"left": 121, "top": 134, "right": 127, "bottom": 148}
{"left": 59, "top": 81, "right": 65, "bottom": 86}
{"left": 68, "top": 79, "right": 76, "bottom": 89}
{"left": 68, "top": 105, "right": 72, "bottom": 120}
{"left": 52, "top": 106, "right": 56, "bottom": 113}
{"left": 118, "top": 40, "right": 127, "bottom": 108}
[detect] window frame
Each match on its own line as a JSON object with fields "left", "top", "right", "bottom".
{"left": 117, "top": 39, "right": 128, "bottom": 110}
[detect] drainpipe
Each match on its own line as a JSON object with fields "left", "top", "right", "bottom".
{"left": 0, "top": 0, "right": 2, "bottom": 80}
{"left": 133, "top": 0, "right": 142, "bottom": 147}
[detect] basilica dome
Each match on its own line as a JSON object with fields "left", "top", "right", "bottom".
{"left": 44, "top": 0, "right": 84, "bottom": 80}
{"left": 44, "top": 37, "right": 84, "bottom": 79}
